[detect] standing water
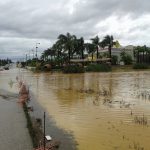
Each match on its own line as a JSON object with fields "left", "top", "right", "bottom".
{"left": 1, "top": 68, "right": 150, "bottom": 150}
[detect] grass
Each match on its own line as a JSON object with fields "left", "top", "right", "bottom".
{"left": 23, "top": 103, "right": 43, "bottom": 148}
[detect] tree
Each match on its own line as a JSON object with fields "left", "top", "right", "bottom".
{"left": 134, "top": 45, "right": 150, "bottom": 63}
{"left": 120, "top": 51, "right": 132, "bottom": 65}
{"left": 111, "top": 55, "right": 118, "bottom": 65}
{"left": 77, "top": 37, "right": 85, "bottom": 59}
{"left": 91, "top": 36, "right": 100, "bottom": 59}
{"left": 85, "top": 43, "right": 95, "bottom": 60}
{"left": 57, "top": 33, "right": 76, "bottom": 63}
{"left": 101, "top": 35, "right": 115, "bottom": 61}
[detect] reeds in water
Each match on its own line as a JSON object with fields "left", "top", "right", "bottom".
{"left": 134, "top": 114, "right": 148, "bottom": 125}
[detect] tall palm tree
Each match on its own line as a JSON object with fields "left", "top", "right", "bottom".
{"left": 57, "top": 33, "right": 76, "bottom": 63}
{"left": 101, "top": 35, "right": 115, "bottom": 60}
{"left": 73, "top": 37, "right": 85, "bottom": 59}
{"left": 85, "top": 43, "right": 95, "bottom": 60}
{"left": 41, "top": 49, "right": 49, "bottom": 61}
{"left": 52, "top": 42, "right": 61, "bottom": 59}
{"left": 80, "top": 37, "right": 85, "bottom": 59}
{"left": 91, "top": 36, "right": 100, "bottom": 59}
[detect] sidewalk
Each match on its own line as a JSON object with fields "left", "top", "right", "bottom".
{"left": 0, "top": 93, "right": 33, "bottom": 150}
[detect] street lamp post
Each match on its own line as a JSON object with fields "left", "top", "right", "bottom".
{"left": 29, "top": 50, "right": 31, "bottom": 60}
{"left": 31, "top": 49, "right": 34, "bottom": 59}
{"left": 26, "top": 54, "right": 28, "bottom": 66}
{"left": 35, "top": 43, "right": 40, "bottom": 60}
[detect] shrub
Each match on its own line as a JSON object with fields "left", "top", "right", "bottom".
{"left": 111, "top": 55, "right": 118, "bottom": 65}
{"left": 86, "top": 63, "right": 111, "bottom": 72}
{"left": 120, "top": 51, "right": 132, "bottom": 65}
{"left": 133, "top": 63, "right": 149, "bottom": 69}
{"left": 63, "top": 64, "right": 84, "bottom": 73}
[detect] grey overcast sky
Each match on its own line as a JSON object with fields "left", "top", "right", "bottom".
{"left": 0, "top": 0, "right": 150, "bottom": 59}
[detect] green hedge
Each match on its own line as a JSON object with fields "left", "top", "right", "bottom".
{"left": 63, "top": 64, "right": 84, "bottom": 73}
{"left": 86, "top": 64, "right": 111, "bottom": 72}
{"left": 133, "top": 63, "right": 149, "bottom": 69}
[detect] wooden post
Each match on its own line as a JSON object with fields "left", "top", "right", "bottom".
{"left": 44, "top": 112, "right": 46, "bottom": 150}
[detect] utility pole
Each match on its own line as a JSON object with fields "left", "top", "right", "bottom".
{"left": 32, "top": 49, "right": 34, "bottom": 59}
{"left": 26, "top": 54, "right": 27, "bottom": 66}
{"left": 29, "top": 50, "right": 31, "bottom": 60}
{"left": 35, "top": 43, "right": 40, "bottom": 66}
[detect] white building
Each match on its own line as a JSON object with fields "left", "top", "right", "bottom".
{"left": 99, "top": 45, "right": 134, "bottom": 64}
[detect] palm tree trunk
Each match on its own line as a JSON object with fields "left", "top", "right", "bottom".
{"left": 143, "top": 51, "right": 144, "bottom": 63}
{"left": 109, "top": 45, "right": 111, "bottom": 58}
{"left": 109, "top": 45, "right": 112, "bottom": 64}
{"left": 92, "top": 53, "right": 94, "bottom": 61}
{"left": 146, "top": 51, "right": 147, "bottom": 63}
{"left": 137, "top": 51, "right": 138, "bottom": 63}
{"left": 81, "top": 49, "right": 84, "bottom": 59}
{"left": 68, "top": 49, "right": 71, "bottom": 63}
{"left": 96, "top": 46, "right": 98, "bottom": 59}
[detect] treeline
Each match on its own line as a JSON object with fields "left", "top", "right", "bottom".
{"left": 40, "top": 33, "right": 116, "bottom": 63}
{"left": 0, "top": 59, "right": 12, "bottom": 66}
{"left": 134, "top": 45, "right": 150, "bottom": 64}
{"left": 24, "top": 33, "right": 150, "bottom": 71}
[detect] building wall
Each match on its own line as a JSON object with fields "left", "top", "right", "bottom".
{"left": 99, "top": 47, "right": 134, "bottom": 64}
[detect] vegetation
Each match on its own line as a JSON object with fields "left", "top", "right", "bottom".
{"left": 63, "top": 64, "right": 84, "bottom": 73}
{"left": 86, "top": 63, "right": 111, "bottom": 72}
{"left": 120, "top": 51, "right": 133, "bottom": 65}
{"left": 133, "top": 63, "right": 149, "bottom": 69}
{"left": 134, "top": 45, "right": 150, "bottom": 64}
{"left": 39, "top": 33, "right": 116, "bottom": 65}
{"left": 101, "top": 35, "right": 116, "bottom": 60}
{"left": 23, "top": 103, "right": 38, "bottom": 148}
{"left": 21, "top": 32, "right": 150, "bottom": 73}
{"left": 0, "top": 58, "right": 12, "bottom": 66}
{"left": 91, "top": 36, "right": 100, "bottom": 59}
{"left": 111, "top": 55, "right": 118, "bottom": 65}
{"left": 134, "top": 115, "right": 148, "bottom": 125}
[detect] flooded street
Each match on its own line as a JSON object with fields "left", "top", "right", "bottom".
{"left": 33, "top": 71, "right": 150, "bottom": 150}
{"left": 1, "top": 68, "right": 150, "bottom": 150}
{"left": 0, "top": 68, "right": 33, "bottom": 150}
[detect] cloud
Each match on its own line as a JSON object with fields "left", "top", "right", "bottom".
{"left": 0, "top": 0, "right": 150, "bottom": 58}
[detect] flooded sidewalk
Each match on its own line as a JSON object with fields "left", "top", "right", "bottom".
{"left": 0, "top": 91, "right": 33, "bottom": 150}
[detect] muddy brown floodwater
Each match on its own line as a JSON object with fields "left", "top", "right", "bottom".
{"left": 1, "top": 67, "right": 150, "bottom": 150}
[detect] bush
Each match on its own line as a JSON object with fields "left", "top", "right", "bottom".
{"left": 63, "top": 64, "right": 84, "bottom": 73}
{"left": 133, "top": 63, "right": 149, "bottom": 69}
{"left": 120, "top": 51, "right": 132, "bottom": 65}
{"left": 111, "top": 55, "right": 118, "bottom": 65}
{"left": 86, "top": 63, "right": 111, "bottom": 72}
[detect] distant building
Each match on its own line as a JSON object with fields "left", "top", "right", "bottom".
{"left": 98, "top": 45, "right": 134, "bottom": 64}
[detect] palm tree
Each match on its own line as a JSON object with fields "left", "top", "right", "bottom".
{"left": 41, "top": 49, "right": 49, "bottom": 61}
{"left": 85, "top": 43, "right": 95, "bottom": 60}
{"left": 91, "top": 36, "right": 100, "bottom": 59}
{"left": 57, "top": 33, "right": 76, "bottom": 63}
{"left": 79, "top": 37, "right": 85, "bottom": 59}
{"left": 73, "top": 37, "right": 85, "bottom": 59}
{"left": 101, "top": 35, "right": 115, "bottom": 60}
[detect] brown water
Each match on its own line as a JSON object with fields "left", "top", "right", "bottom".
{"left": 1, "top": 68, "right": 150, "bottom": 150}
